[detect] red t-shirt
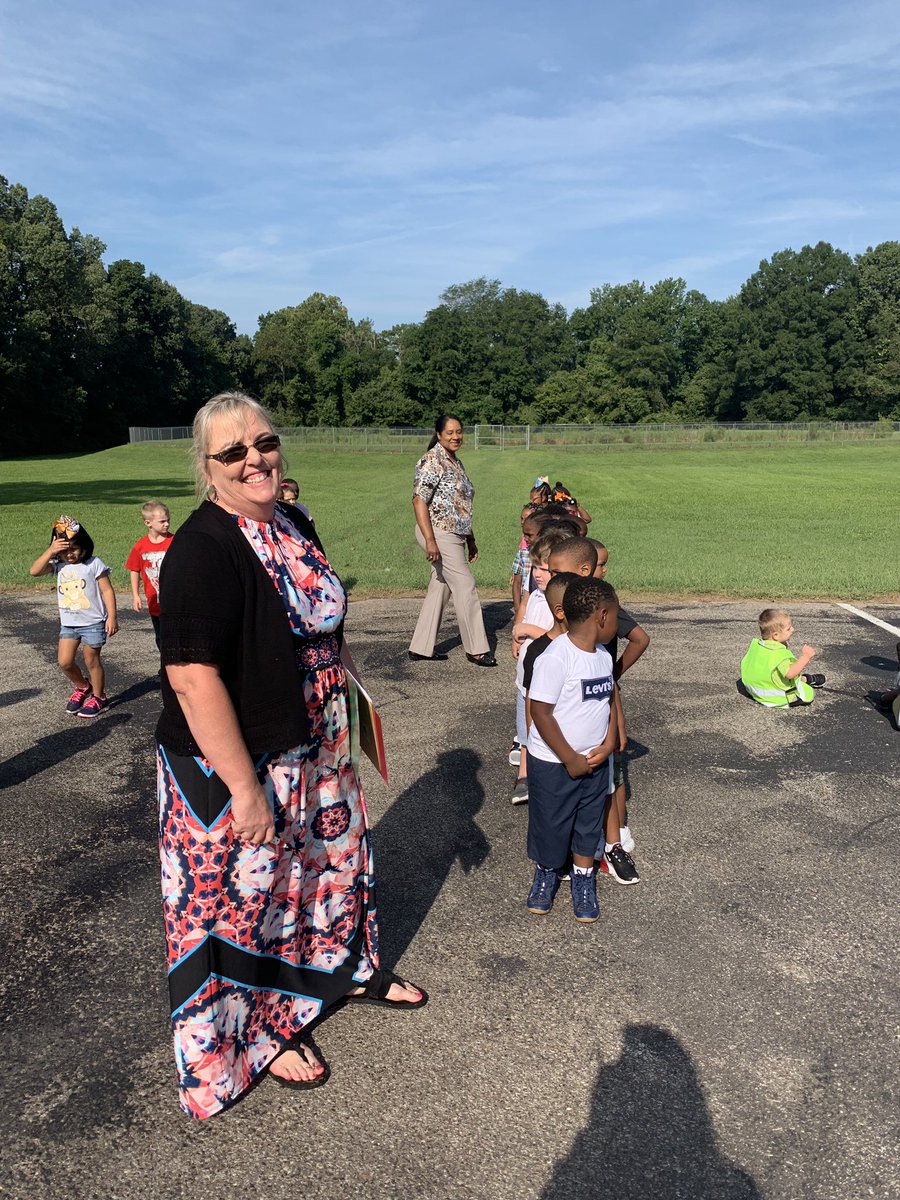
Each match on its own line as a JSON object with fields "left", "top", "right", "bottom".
{"left": 125, "top": 533, "right": 173, "bottom": 616}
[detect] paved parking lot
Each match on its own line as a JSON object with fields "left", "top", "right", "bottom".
{"left": 1, "top": 593, "right": 897, "bottom": 1200}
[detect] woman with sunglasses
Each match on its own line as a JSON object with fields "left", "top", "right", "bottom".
{"left": 155, "top": 392, "right": 425, "bottom": 1120}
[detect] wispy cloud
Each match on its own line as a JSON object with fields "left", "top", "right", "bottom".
{"left": 2, "top": 0, "right": 899, "bottom": 331}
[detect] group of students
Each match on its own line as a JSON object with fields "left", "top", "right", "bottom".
{"left": 29, "top": 480, "right": 313, "bottom": 720}
{"left": 29, "top": 472, "right": 893, "bottom": 931}
{"left": 505, "top": 477, "right": 650, "bottom": 922}
{"left": 29, "top": 502, "right": 172, "bottom": 717}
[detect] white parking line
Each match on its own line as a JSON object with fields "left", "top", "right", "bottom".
{"left": 837, "top": 603, "right": 900, "bottom": 638}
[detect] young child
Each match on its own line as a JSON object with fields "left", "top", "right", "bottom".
{"left": 279, "top": 477, "right": 313, "bottom": 523}
{"left": 740, "top": 608, "right": 826, "bottom": 707}
{"left": 546, "top": 536, "right": 598, "bottom": 579}
{"left": 526, "top": 577, "right": 620, "bottom": 922}
{"left": 588, "top": 536, "right": 649, "bottom": 864}
{"left": 30, "top": 516, "right": 118, "bottom": 717}
{"left": 510, "top": 503, "right": 547, "bottom": 612}
{"left": 126, "top": 501, "right": 173, "bottom": 649}
{"left": 509, "top": 532, "right": 570, "bottom": 803}
{"left": 549, "top": 481, "right": 593, "bottom": 527}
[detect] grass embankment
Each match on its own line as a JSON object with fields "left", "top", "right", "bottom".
{"left": 1, "top": 441, "right": 897, "bottom": 599}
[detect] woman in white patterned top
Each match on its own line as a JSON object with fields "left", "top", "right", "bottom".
{"left": 408, "top": 414, "right": 495, "bottom": 666}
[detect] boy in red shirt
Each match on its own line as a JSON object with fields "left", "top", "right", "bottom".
{"left": 126, "top": 501, "right": 173, "bottom": 648}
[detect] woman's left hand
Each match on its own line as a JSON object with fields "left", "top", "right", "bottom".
{"left": 466, "top": 535, "right": 478, "bottom": 563}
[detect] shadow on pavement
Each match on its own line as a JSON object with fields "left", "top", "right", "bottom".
{"left": 434, "top": 599, "right": 511, "bottom": 658}
{"left": 373, "top": 747, "right": 490, "bottom": 966}
{"left": 860, "top": 654, "right": 898, "bottom": 673}
{"left": 541, "top": 1024, "right": 760, "bottom": 1200}
{"left": 0, "top": 712, "right": 132, "bottom": 789}
{"left": 0, "top": 687, "right": 43, "bottom": 708}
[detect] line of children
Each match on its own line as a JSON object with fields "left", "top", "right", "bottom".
{"left": 508, "top": 507, "right": 587, "bottom": 766}
{"left": 30, "top": 516, "right": 118, "bottom": 717}
{"left": 550, "top": 535, "right": 650, "bottom": 872}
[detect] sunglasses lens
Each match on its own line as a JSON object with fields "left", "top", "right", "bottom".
{"left": 220, "top": 446, "right": 248, "bottom": 465}
{"left": 255, "top": 435, "right": 280, "bottom": 453}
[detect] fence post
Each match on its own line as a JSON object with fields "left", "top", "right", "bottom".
{"left": 500, "top": 425, "right": 505, "bottom": 451}
{"left": 364, "top": 428, "right": 368, "bottom": 453}
{"left": 474, "top": 425, "right": 479, "bottom": 450}
{"left": 526, "top": 424, "right": 531, "bottom": 451}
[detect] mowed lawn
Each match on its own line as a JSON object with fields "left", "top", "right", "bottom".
{"left": 1, "top": 440, "right": 896, "bottom": 599}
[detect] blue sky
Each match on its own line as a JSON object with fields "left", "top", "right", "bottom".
{"left": 3, "top": 0, "right": 900, "bottom": 334}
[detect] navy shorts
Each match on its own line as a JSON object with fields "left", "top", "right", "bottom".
{"left": 527, "top": 755, "right": 612, "bottom": 870}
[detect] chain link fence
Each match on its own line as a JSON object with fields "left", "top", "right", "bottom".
{"left": 130, "top": 420, "right": 900, "bottom": 451}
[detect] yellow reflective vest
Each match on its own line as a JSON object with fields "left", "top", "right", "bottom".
{"left": 740, "top": 638, "right": 804, "bottom": 707}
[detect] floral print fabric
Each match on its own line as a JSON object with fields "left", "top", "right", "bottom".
{"left": 412, "top": 443, "right": 475, "bottom": 534}
{"left": 158, "top": 506, "right": 378, "bottom": 1119}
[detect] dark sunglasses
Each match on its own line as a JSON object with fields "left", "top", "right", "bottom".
{"left": 206, "top": 433, "right": 281, "bottom": 466}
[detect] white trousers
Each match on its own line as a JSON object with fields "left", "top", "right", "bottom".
{"left": 408, "top": 527, "right": 489, "bottom": 657}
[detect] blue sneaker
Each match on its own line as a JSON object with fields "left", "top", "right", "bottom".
{"left": 527, "top": 865, "right": 561, "bottom": 914}
{"left": 571, "top": 871, "right": 600, "bottom": 922}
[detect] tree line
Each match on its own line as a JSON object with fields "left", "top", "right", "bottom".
{"left": 2, "top": 174, "right": 899, "bottom": 456}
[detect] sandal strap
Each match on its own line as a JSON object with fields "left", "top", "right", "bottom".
{"left": 362, "top": 967, "right": 403, "bottom": 1000}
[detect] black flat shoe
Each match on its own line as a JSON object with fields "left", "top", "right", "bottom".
{"left": 466, "top": 652, "right": 496, "bottom": 667}
{"left": 407, "top": 651, "right": 449, "bottom": 661}
{"left": 346, "top": 968, "right": 428, "bottom": 1010}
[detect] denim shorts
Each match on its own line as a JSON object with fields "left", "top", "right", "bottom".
{"left": 59, "top": 620, "right": 107, "bottom": 647}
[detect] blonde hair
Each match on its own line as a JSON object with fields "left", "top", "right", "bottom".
{"left": 191, "top": 391, "right": 281, "bottom": 500}
{"left": 758, "top": 608, "right": 791, "bottom": 639}
{"left": 141, "top": 500, "right": 169, "bottom": 519}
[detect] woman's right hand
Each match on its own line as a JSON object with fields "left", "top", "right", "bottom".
{"left": 424, "top": 536, "right": 441, "bottom": 564}
{"left": 230, "top": 782, "right": 276, "bottom": 845}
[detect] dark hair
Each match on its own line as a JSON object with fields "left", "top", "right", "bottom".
{"left": 548, "top": 536, "right": 598, "bottom": 573}
{"left": 544, "top": 571, "right": 578, "bottom": 611}
{"left": 50, "top": 522, "right": 94, "bottom": 561}
{"left": 528, "top": 481, "right": 552, "bottom": 505}
{"left": 587, "top": 536, "right": 606, "bottom": 552}
{"left": 538, "top": 502, "right": 587, "bottom": 535}
{"left": 280, "top": 477, "right": 299, "bottom": 494}
{"left": 562, "top": 577, "right": 618, "bottom": 626}
{"left": 533, "top": 517, "right": 580, "bottom": 539}
{"left": 427, "top": 413, "right": 463, "bottom": 451}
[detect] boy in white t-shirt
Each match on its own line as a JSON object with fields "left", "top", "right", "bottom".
{"left": 526, "top": 577, "right": 619, "bottom": 923}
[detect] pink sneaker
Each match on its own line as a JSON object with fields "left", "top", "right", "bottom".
{"left": 65, "top": 684, "right": 92, "bottom": 714}
{"left": 77, "top": 694, "right": 109, "bottom": 719}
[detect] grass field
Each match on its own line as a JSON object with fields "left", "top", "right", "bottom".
{"left": 1, "top": 440, "right": 897, "bottom": 599}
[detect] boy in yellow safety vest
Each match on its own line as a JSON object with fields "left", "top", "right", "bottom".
{"left": 741, "top": 608, "right": 826, "bottom": 707}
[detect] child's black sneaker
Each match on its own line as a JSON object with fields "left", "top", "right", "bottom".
{"left": 805, "top": 673, "right": 826, "bottom": 688}
{"left": 570, "top": 871, "right": 600, "bottom": 922}
{"left": 65, "top": 684, "right": 92, "bottom": 714}
{"left": 599, "top": 844, "right": 640, "bottom": 885}
{"left": 510, "top": 777, "right": 529, "bottom": 806}
{"left": 526, "top": 865, "right": 560, "bottom": 914}
{"left": 77, "top": 694, "right": 109, "bottom": 719}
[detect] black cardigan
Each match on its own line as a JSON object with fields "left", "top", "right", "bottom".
{"left": 155, "top": 500, "right": 342, "bottom": 757}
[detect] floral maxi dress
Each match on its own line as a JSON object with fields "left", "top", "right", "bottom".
{"left": 157, "top": 510, "right": 378, "bottom": 1119}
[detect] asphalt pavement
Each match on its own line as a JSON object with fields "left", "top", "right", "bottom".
{"left": 1, "top": 592, "right": 898, "bottom": 1200}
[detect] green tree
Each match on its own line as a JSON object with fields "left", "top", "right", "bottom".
{"left": 733, "top": 243, "right": 864, "bottom": 421}
{"left": 853, "top": 242, "right": 900, "bottom": 417}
